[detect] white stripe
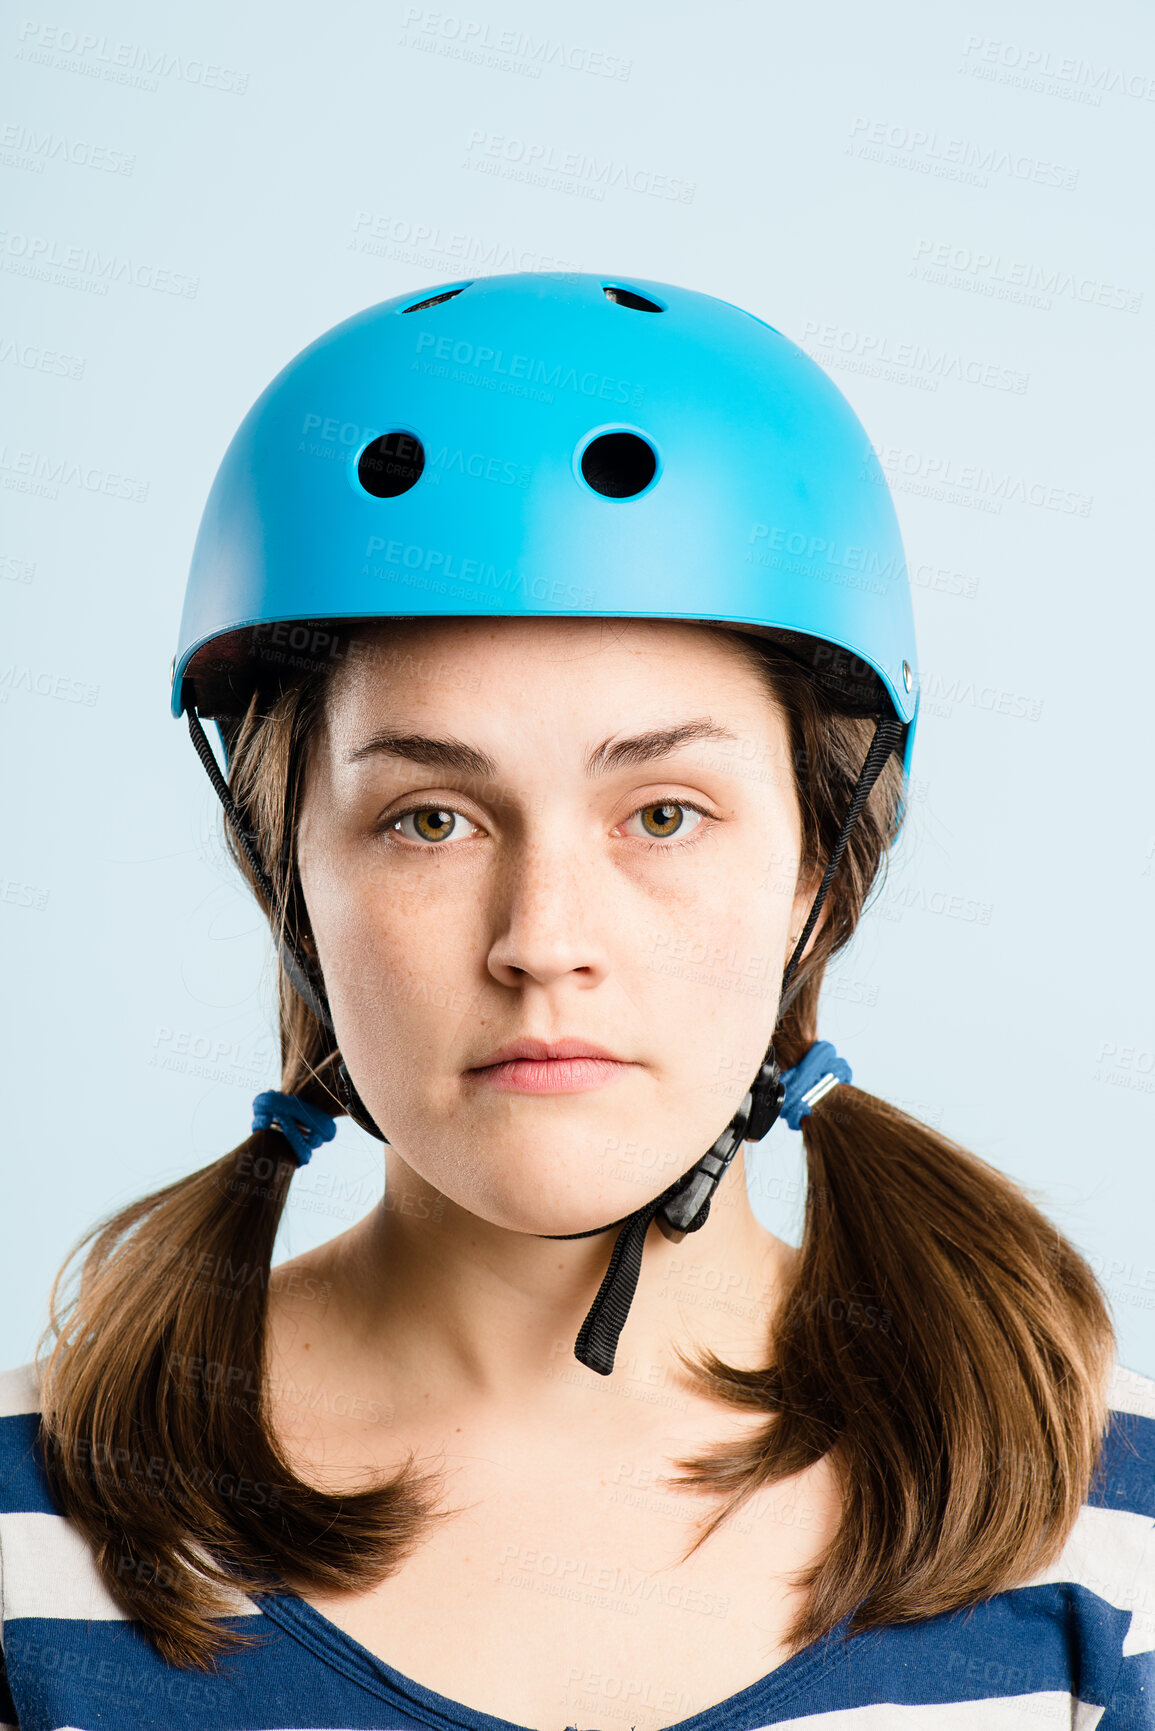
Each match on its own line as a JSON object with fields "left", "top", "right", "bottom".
{"left": 0, "top": 1363, "right": 40, "bottom": 1419}
{"left": 766, "top": 1693, "right": 1103, "bottom": 1728}
{"left": 0, "top": 1511, "right": 126, "bottom": 1623}
{"left": 0, "top": 1512, "right": 259, "bottom": 1623}
{"left": 1108, "top": 1361, "right": 1155, "bottom": 1422}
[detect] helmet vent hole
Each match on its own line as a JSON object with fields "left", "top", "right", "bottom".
{"left": 357, "top": 431, "right": 426, "bottom": 498}
{"left": 580, "top": 432, "right": 657, "bottom": 499}
{"left": 400, "top": 284, "right": 472, "bottom": 314}
{"left": 603, "top": 285, "right": 663, "bottom": 312}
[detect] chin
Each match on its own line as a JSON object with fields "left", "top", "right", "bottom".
{"left": 427, "top": 1134, "right": 678, "bottom": 1237}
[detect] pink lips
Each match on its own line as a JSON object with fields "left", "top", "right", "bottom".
{"left": 467, "top": 1036, "right": 631, "bottom": 1095}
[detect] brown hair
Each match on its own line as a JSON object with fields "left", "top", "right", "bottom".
{"left": 37, "top": 624, "right": 1115, "bottom": 1667}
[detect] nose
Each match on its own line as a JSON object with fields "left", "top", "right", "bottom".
{"left": 484, "top": 829, "right": 611, "bottom": 991}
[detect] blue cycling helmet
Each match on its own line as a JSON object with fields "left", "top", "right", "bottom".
{"left": 174, "top": 271, "right": 919, "bottom": 1375}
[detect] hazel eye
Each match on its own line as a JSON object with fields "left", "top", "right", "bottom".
{"left": 623, "top": 802, "right": 705, "bottom": 842}
{"left": 393, "top": 807, "right": 473, "bottom": 845}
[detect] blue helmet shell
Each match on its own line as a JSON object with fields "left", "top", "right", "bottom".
{"left": 173, "top": 271, "right": 919, "bottom": 774}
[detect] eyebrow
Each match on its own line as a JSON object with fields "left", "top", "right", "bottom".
{"left": 345, "top": 719, "right": 740, "bottom": 779}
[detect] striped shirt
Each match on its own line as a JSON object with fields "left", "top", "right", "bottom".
{"left": 1, "top": 1358, "right": 1153, "bottom": 1729}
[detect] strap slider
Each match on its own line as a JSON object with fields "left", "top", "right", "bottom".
{"left": 800, "top": 1071, "right": 841, "bottom": 1112}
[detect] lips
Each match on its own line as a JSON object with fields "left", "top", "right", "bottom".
{"left": 470, "top": 1035, "right": 624, "bottom": 1069}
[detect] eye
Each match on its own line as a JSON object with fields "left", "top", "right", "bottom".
{"left": 390, "top": 806, "right": 477, "bottom": 846}
{"left": 621, "top": 801, "right": 707, "bottom": 844}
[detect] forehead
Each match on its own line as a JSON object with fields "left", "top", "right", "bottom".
{"left": 324, "top": 615, "right": 778, "bottom": 721}
{"left": 302, "top": 617, "right": 802, "bottom": 819}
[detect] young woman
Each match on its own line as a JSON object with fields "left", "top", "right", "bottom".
{"left": 1, "top": 273, "right": 1151, "bottom": 1731}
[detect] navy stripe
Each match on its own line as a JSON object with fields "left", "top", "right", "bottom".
{"left": 2, "top": 1616, "right": 425, "bottom": 1731}
{"left": 0, "top": 1415, "right": 56, "bottom": 1517}
{"left": 1099, "top": 1647, "right": 1155, "bottom": 1729}
{"left": 0, "top": 1648, "right": 17, "bottom": 1726}
{"left": 257, "top": 1593, "right": 866, "bottom": 1731}
{"left": 772, "top": 1584, "right": 1134, "bottom": 1719}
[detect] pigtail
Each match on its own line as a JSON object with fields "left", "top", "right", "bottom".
{"left": 664, "top": 638, "right": 1116, "bottom": 1647}
{"left": 38, "top": 676, "right": 450, "bottom": 1668}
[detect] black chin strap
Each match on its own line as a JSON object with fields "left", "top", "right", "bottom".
{"left": 188, "top": 703, "right": 903, "bottom": 1376}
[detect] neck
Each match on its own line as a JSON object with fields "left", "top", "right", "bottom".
{"left": 269, "top": 1145, "right": 798, "bottom": 1432}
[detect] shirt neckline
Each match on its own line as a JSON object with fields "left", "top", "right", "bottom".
{"left": 255, "top": 1587, "right": 875, "bottom": 1731}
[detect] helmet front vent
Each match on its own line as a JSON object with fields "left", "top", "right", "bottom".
{"left": 400, "top": 284, "right": 473, "bottom": 314}
{"left": 603, "top": 284, "right": 663, "bottom": 312}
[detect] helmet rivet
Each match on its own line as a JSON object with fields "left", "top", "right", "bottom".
{"left": 902, "top": 659, "right": 913, "bottom": 693}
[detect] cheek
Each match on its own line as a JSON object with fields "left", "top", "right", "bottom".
{"left": 307, "top": 855, "right": 489, "bottom": 1071}
{"left": 646, "top": 886, "right": 792, "bottom": 1102}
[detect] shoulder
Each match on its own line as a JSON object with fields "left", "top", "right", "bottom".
{"left": 0, "top": 1361, "right": 134, "bottom": 1628}
{"left": 0, "top": 1359, "right": 260, "bottom": 1652}
{"left": 1005, "top": 1359, "right": 1155, "bottom": 1720}
{"left": 1032, "top": 1358, "right": 1155, "bottom": 1586}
